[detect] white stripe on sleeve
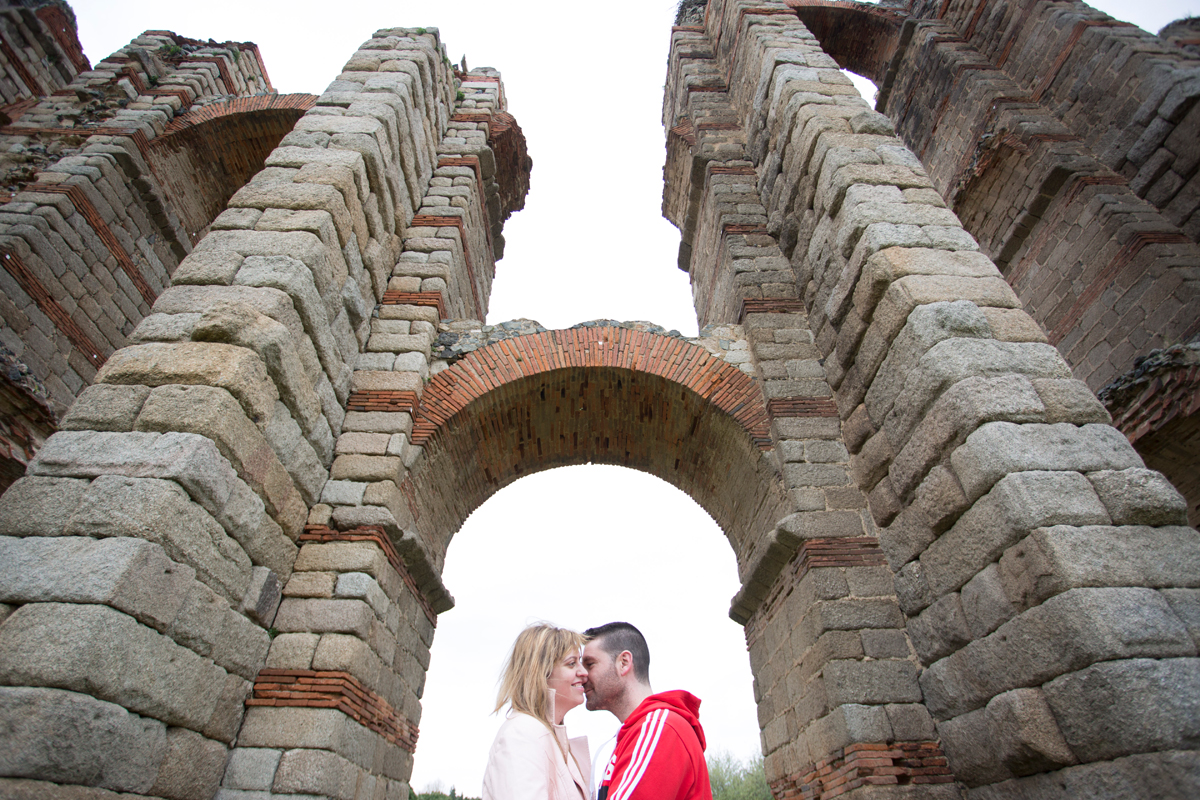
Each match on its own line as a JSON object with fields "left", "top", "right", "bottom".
{"left": 611, "top": 710, "right": 668, "bottom": 800}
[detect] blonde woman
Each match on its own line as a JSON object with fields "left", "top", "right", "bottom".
{"left": 482, "top": 623, "right": 591, "bottom": 800}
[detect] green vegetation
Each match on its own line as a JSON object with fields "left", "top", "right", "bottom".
{"left": 708, "top": 751, "right": 772, "bottom": 800}
{"left": 158, "top": 43, "right": 183, "bottom": 58}
{"left": 414, "top": 752, "right": 764, "bottom": 800}
{"left": 415, "top": 790, "right": 479, "bottom": 800}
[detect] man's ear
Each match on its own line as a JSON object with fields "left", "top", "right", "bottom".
{"left": 616, "top": 650, "right": 634, "bottom": 678}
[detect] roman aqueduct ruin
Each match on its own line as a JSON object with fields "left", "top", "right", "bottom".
{"left": 0, "top": 1, "right": 1198, "bottom": 798}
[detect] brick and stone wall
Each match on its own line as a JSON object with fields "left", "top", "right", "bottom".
{"left": 0, "top": 0, "right": 89, "bottom": 107}
{"left": 667, "top": 1, "right": 1199, "bottom": 798}
{"left": 0, "top": 23, "right": 280, "bottom": 418}
{"left": 1, "top": 2, "right": 1198, "bottom": 799}
{"left": 784, "top": 1, "right": 1200, "bottom": 523}
{"left": 0, "top": 22, "right": 519, "bottom": 799}
{"left": 782, "top": 0, "right": 1200, "bottom": 396}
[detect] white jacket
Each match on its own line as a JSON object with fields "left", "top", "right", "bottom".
{"left": 482, "top": 712, "right": 590, "bottom": 800}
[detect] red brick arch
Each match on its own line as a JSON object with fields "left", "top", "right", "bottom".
{"left": 147, "top": 94, "right": 318, "bottom": 241}
{"left": 406, "top": 327, "right": 789, "bottom": 557}
{"left": 161, "top": 93, "right": 317, "bottom": 135}
{"left": 785, "top": 0, "right": 905, "bottom": 85}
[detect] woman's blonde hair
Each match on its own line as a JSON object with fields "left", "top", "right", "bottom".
{"left": 494, "top": 623, "right": 587, "bottom": 727}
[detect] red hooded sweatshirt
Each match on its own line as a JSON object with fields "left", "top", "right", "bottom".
{"left": 597, "top": 690, "right": 713, "bottom": 800}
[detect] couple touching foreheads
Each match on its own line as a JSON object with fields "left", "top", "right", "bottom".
{"left": 481, "top": 621, "right": 713, "bottom": 800}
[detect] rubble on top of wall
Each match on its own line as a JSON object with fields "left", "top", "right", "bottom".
{"left": 429, "top": 316, "right": 755, "bottom": 375}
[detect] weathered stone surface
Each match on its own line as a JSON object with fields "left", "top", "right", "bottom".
{"left": 95, "top": 342, "right": 278, "bottom": 426}
{"left": 881, "top": 340, "right": 1071, "bottom": 452}
{"left": 1086, "top": 468, "right": 1189, "bottom": 526}
{"left": 921, "top": 470, "right": 1110, "bottom": 598}
{"left": 1029, "top": 378, "right": 1111, "bottom": 425}
{"left": 950, "top": 422, "right": 1142, "bottom": 502}
{"left": 979, "top": 308, "right": 1048, "bottom": 344}
{"left": 1043, "top": 658, "right": 1200, "bottom": 762}
{"left": 264, "top": 632, "right": 318, "bottom": 670}
{"left": 884, "top": 703, "right": 936, "bottom": 742}
{"left": 135, "top": 385, "right": 312, "bottom": 526}
{"left": 960, "top": 564, "right": 1017, "bottom": 639}
{"left": 170, "top": 248, "right": 245, "bottom": 286}
{"left": 914, "top": 464, "right": 970, "bottom": 533}
{"left": 0, "top": 476, "right": 89, "bottom": 537}
{"left": 330, "top": 503, "right": 411, "bottom": 538}
{"left": 312, "top": 633, "right": 379, "bottom": 682}
{"left": 908, "top": 592, "right": 972, "bottom": 664}
{"left": 920, "top": 588, "right": 1196, "bottom": 720}
{"left": 939, "top": 688, "right": 1077, "bottom": 787}
{"left": 239, "top": 566, "right": 283, "bottom": 629}
{"left": 350, "top": 370, "right": 422, "bottom": 392}
{"left": 823, "top": 660, "right": 923, "bottom": 705}
{"left": 854, "top": 255, "right": 997, "bottom": 331}
{"left": 777, "top": 510, "right": 867, "bottom": 541}
{"left": 59, "top": 384, "right": 151, "bottom": 432}
{"left": 877, "top": 503, "right": 937, "bottom": 571}
{"left": 220, "top": 747, "right": 281, "bottom": 791}
{"left": 63, "top": 475, "right": 251, "bottom": 603}
{"left": 888, "top": 374, "right": 1046, "bottom": 500}
{"left": 29, "top": 430, "right": 306, "bottom": 542}
{"left": 1163, "top": 589, "right": 1200, "bottom": 648}
{"left": 862, "top": 300, "right": 993, "bottom": 423}
{"left": 0, "top": 535, "right": 194, "bottom": 633}
{"left": 148, "top": 727, "right": 228, "bottom": 800}
{"left": 999, "top": 525, "right": 1200, "bottom": 612}
{"left": 233, "top": 255, "right": 353, "bottom": 400}
{"left": 262, "top": 401, "right": 330, "bottom": 498}
{"left": 968, "top": 750, "right": 1200, "bottom": 800}
{"left": 0, "top": 777, "right": 164, "bottom": 799}
{"left": 272, "top": 747, "right": 360, "bottom": 799}
{"left": 283, "top": 570, "right": 336, "bottom": 598}
{"left": 149, "top": 284, "right": 322, "bottom": 387}
{"left": 0, "top": 687, "right": 167, "bottom": 794}
{"left": 805, "top": 704, "right": 893, "bottom": 757}
{"left": 273, "top": 598, "right": 375, "bottom": 638}
{"left": 168, "top": 581, "right": 270, "bottom": 682}
{"left": 191, "top": 302, "right": 326, "bottom": 445}
{"left": 0, "top": 603, "right": 230, "bottom": 733}
{"left": 292, "top": 541, "right": 390, "bottom": 579}
{"left": 865, "top": 276, "right": 1020, "bottom": 366}
{"left": 234, "top": 707, "right": 376, "bottom": 773}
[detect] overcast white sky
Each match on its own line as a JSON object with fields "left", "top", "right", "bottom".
{"left": 72, "top": 0, "right": 1197, "bottom": 794}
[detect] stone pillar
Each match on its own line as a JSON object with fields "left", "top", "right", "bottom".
{"left": 0, "top": 24, "right": 531, "bottom": 800}
{"left": 667, "top": 1, "right": 1200, "bottom": 798}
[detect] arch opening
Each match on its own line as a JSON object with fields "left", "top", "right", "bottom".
{"left": 408, "top": 465, "right": 763, "bottom": 793}
{"left": 407, "top": 353, "right": 789, "bottom": 572}
{"left": 788, "top": 1, "right": 905, "bottom": 86}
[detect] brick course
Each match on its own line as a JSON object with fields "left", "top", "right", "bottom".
{"left": 248, "top": 668, "right": 419, "bottom": 753}
{"left": 770, "top": 742, "right": 955, "bottom": 800}
{"left": 299, "top": 524, "right": 438, "bottom": 626}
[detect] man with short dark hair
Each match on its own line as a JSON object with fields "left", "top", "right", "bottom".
{"left": 582, "top": 622, "right": 712, "bottom": 800}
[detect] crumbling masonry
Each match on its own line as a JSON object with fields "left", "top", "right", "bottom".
{"left": 0, "top": 1, "right": 1197, "bottom": 799}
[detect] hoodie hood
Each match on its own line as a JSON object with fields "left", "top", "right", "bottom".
{"left": 621, "top": 690, "right": 707, "bottom": 751}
